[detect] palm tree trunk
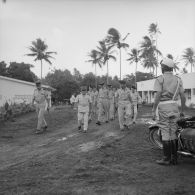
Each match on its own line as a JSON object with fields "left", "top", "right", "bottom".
{"left": 95, "top": 64, "right": 97, "bottom": 88}
{"left": 156, "top": 38, "right": 158, "bottom": 76}
{"left": 135, "top": 62, "right": 137, "bottom": 86}
{"left": 107, "top": 61, "right": 109, "bottom": 85}
{"left": 119, "top": 48, "right": 121, "bottom": 80}
{"left": 41, "top": 60, "right": 43, "bottom": 80}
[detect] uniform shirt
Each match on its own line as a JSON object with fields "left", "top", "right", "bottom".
{"left": 153, "top": 72, "right": 184, "bottom": 101}
{"left": 115, "top": 88, "right": 131, "bottom": 102}
{"left": 88, "top": 91, "right": 95, "bottom": 103}
{"left": 98, "top": 88, "right": 109, "bottom": 99}
{"left": 131, "top": 91, "right": 141, "bottom": 105}
{"left": 33, "top": 88, "right": 48, "bottom": 104}
{"left": 108, "top": 90, "right": 115, "bottom": 103}
{"left": 75, "top": 94, "right": 92, "bottom": 112}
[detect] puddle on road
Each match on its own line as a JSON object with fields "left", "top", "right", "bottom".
{"left": 104, "top": 132, "right": 118, "bottom": 138}
{"left": 79, "top": 141, "right": 97, "bottom": 152}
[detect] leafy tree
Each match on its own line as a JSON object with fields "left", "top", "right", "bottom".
{"left": 0, "top": 61, "right": 7, "bottom": 76}
{"left": 26, "top": 38, "right": 57, "bottom": 79}
{"left": 87, "top": 49, "right": 102, "bottom": 87}
{"left": 106, "top": 28, "right": 130, "bottom": 80}
{"left": 45, "top": 69, "right": 79, "bottom": 102}
{"left": 6, "top": 62, "right": 37, "bottom": 82}
{"left": 73, "top": 68, "right": 82, "bottom": 83}
{"left": 96, "top": 40, "right": 116, "bottom": 84}
{"left": 181, "top": 47, "right": 195, "bottom": 72}
{"left": 127, "top": 48, "right": 140, "bottom": 86}
{"left": 81, "top": 72, "right": 96, "bottom": 88}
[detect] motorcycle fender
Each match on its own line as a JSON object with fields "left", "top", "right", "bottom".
{"left": 149, "top": 125, "right": 159, "bottom": 131}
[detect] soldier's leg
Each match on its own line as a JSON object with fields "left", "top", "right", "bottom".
{"left": 83, "top": 112, "right": 89, "bottom": 131}
{"left": 96, "top": 101, "right": 103, "bottom": 125}
{"left": 118, "top": 104, "right": 125, "bottom": 129}
{"left": 125, "top": 103, "right": 132, "bottom": 127}
{"left": 78, "top": 112, "right": 83, "bottom": 130}
{"left": 103, "top": 99, "right": 110, "bottom": 122}
{"left": 109, "top": 101, "right": 114, "bottom": 120}
{"left": 133, "top": 104, "right": 138, "bottom": 123}
{"left": 37, "top": 107, "right": 45, "bottom": 131}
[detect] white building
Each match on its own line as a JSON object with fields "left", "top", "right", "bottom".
{"left": 0, "top": 76, "right": 54, "bottom": 107}
{"left": 137, "top": 72, "right": 195, "bottom": 107}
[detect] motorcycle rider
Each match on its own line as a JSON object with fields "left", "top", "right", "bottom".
{"left": 152, "top": 57, "right": 185, "bottom": 165}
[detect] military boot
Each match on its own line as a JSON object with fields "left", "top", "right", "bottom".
{"left": 156, "top": 141, "right": 171, "bottom": 165}
{"left": 170, "top": 139, "right": 178, "bottom": 165}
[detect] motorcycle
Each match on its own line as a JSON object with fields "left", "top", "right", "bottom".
{"left": 147, "top": 116, "right": 195, "bottom": 158}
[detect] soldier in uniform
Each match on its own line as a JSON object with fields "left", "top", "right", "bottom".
{"left": 75, "top": 86, "right": 92, "bottom": 132}
{"left": 115, "top": 80, "right": 133, "bottom": 131}
{"left": 88, "top": 86, "right": 95, "bottom": 121}
{"left": 96, "top": 82, "right": 109, "bottom": 125}
{"left": 152, "top": 57, "right": 186, "bottom": 165}
{"left": 108, "top": 84, "right": 115, "bottom": 120}
{"left": 131, "top": 85, "right": 142, "bottom": 124}
{"left": 32, "top": 80, "right": 50, "bottom": 134}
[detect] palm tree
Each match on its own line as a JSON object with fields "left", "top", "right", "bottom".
{"left": 26, "top": 38, "right": 57, "bottom": 79}
{"left": 127, "top": 48, "right": 140, "bottom": 86}
{"left": 148, "top": 23, "right": 161, "bottom": 76}
{"left": 139, "top": 36, "right": 161, "bottom": 75}
{"left": 87, "top": 49, "right": 102, "bottom": 87}
{"left": 106, "top": 28, "right": 129, "bottom": 80}
{"left": 96, "top": 40, "right": 116, "bottom": 84}
{"left": 181, "top": 47, "right": 195, "bottom": 72}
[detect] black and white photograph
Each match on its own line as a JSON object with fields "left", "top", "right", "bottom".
{"left": 0, "top": 0, "right": 195, "bottom": 194}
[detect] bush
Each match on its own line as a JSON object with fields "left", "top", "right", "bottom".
{"left": 0, "top": 102, "right": 36, "bottom": 122}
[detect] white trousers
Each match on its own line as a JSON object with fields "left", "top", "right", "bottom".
{"left": 78, "top": 112, "right": 89, "bottom": 131}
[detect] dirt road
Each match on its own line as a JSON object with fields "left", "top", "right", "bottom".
{"left": 0, "top": 106, "right": 195, "bottom": 195}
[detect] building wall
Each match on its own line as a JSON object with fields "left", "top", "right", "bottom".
{"left": 0, "top": 76, "right": 52, "bottom": 107}
{"left": 137, "top": 73, "right": 195, "bottom": 107}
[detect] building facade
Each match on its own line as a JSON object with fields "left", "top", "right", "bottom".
{"left": 0, "top": 76, "right": 54, "bottom": 107}
{"left": 137, "top": 72, "right": 195, "bottom": 108}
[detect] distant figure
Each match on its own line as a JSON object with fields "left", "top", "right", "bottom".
{"left": 88, "top": 86, "right": 95, "bottom": 121}
{"left": 131, "top": 86, "right": 142, "bottom": 124}
{"left": 75, "top": 86, "right": 92, "bottom": 132}
{"left": 70, "top": 93, "right": 76, "bottom": 109}
{"left": 115, "top": 80, "right": 133, "bottom": 131}
{"left": 32, "top": 80, "right": 50, "bottom": 134}
{"left": 108, "top": 84, "right": 115, "bottom": 120}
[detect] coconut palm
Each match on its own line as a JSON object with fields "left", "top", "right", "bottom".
{"left": 87, "top": 49, "right": 102, "bottom": 87}
{"left": 127, "top": 48, "right": 140, "bottom": 86}
{"left": 96, "top": 40, "right": 116, "bottom": 84}
{"left": 181, "top": 47, "right": 195, "bottom": 72}
{"left": 140, "top": 36, "right": 161, "bottom": 75}
{"left": 26, "top": 38, "right": 57, "bottom": 79}
{"left": 148, "top": 23, "right": 161, "bottom": 76}
{"left": 106, "top": 28, "right": 130, "bottom": 80}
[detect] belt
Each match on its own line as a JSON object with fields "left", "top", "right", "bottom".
{"left": 159, "top": 100, "right": 177, "bottom": 105}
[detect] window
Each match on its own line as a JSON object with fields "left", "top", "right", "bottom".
{"left": 184, "top": 89, "right": 191, "bottom": 100}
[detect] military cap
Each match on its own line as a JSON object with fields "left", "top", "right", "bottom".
{"left": 107, "top": 83, "right": 112, "bottom": 86}
{"left": 160, "top": 58, "right": 175, "bottom": 68}
{"left": 131, "top": 85, "right": 137, "bottom": 89}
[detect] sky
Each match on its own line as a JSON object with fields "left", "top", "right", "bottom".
{"left": 0, "top": 0, "right": 195, "bottom": 79}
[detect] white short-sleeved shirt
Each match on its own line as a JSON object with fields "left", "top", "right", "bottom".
{"left": 75, "top": 94, "right": 92, "bottom": 112}
{"left": 33, "top": 88, "right": 48, "bottom": 104}
{"left": 115, "top": 88, "right": 131, "bottom": 102}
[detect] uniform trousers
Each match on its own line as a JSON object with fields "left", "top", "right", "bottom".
{"left": 78, "top": 112, "right": 89, "bottom": 130}
{"left": 36, "top": 103, "right": 47, "bottom": 130}
{"left": 98, "top": 98, "right": 110, "bottom": 122}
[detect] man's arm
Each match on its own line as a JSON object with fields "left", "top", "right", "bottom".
{"left": 178, "top": 80, "right": 186, "bottom": 115}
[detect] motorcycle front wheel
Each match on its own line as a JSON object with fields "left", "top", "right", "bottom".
{"left": 149, "top": 127, "right": 163, "bottom": 149}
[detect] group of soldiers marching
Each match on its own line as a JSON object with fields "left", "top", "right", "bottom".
{"left": 74, "top": 80, "right": 142, "bottom": 132}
